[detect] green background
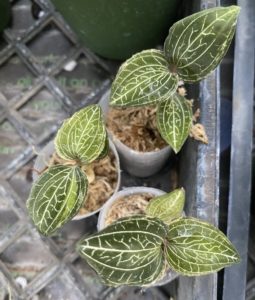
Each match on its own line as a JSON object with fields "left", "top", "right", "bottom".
{"left": 0, "top": 0, "right": 11, "bottom": 33}
{"left": 51, "top": 0, "right": 179, "bottom": 60}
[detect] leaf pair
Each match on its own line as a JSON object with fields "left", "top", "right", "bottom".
{"left": 110, "top": 6, "right": 240, "bottom": 107}
{"left": 27, "top": 105, "right": 107, "bottom": 236}
{"left": 109, "top": 6, "right": 240, "bottom": 152}
{"left": 78, "top": 216, "right": 240, "bottom": 286}
{"left": 78, "top": 189, "right": 185, "bottom": 285}
{"left": 78, "top": 188, "right": 240, "bottom": 286}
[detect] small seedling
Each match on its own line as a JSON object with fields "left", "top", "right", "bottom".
{"left": 26, "top": 105, "right": 108, "bottom": 235}
{"left": 109, "top": 6, "right": 240, "bottom": 153}
{"left": 78, "top": 188, "right": 240, "bottom": 286}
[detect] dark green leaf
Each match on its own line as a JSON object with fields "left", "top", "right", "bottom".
{"left": 78, "top": 215, "right": 168, "bottom": 286}
{"left": 157, "top": 94, "right": 192, "bottom": 153}
{"left": 164, "top": 6, "right": 240, "bottom": 82}
{"left": 55, "top": 105, "right": 107, "bottom": 164}
{"left": 166, "top": 218, "right": 240, "bottom": 275}
{"left": 110, "top": 49, "right": 179, "bottom": 107}
{"left": 27, "top": 165, "right": 88, "bottom": 236}
{"left": 146, "top": 188, "right": 185, "bottom": 224}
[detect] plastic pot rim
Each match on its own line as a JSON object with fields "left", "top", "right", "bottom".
{"left": 99, "top": 90, "right": 172, "bottom": 177}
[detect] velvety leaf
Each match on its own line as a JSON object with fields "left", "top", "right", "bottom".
{"left": 164, "top": 6, "right": 240, "bottom": 82}
{"left": 157, "top": 94, "right": 192, "bottom": 153}
{"left": 96, "top": 136, "right": 109, "bottom": 161}
{"left": 110, "top": 49, "right": 179, "bottom": 107}
{"left": 146, "top": 188, "right": 185, "bottom": 224}
{"left": 166, "top": 218, "right": 240, "bottom": 275}
{"left": 78, "top": 215, "right": 168, "bottom": 286}
{"left": 55, "top": 105, "right": 107, "bottom": 164}
{"left": 27, "top": 165, "right": 88, "bottom": 236}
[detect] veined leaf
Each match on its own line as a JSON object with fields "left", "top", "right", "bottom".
{"left": 164, "top": 6, "right": 240, "bottom": 82}
{"left": 146, "top": 188, "right": 185, "bottom": 224}
{"left": 27, "top": 165, "right": 88, "bottom": 236}
{"left": 96, "top": 135, "right": 109, "bottom": 161}
{"left": 166, "top": 218, "right": 240, "bottom": 276}
{"left": 157, "top": 94, "right": 192, "bottom": 153}
{"left": 55, "top": 105, "right": 107, "bottom": 164}
{"left": 110, "top": 49, "right": 179, "bottom": 107}
{"left": 78, "top": 215, "right": 168, "bottom": 286}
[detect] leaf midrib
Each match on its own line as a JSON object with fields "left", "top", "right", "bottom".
{"left": 86, "top": 230, "right": 165, "bottom": 241}
{"left": 82, "top": 249, "right": 161, "bottom": 271}
{"left": 80, "top": 246, "right": 160, "bottom": 252}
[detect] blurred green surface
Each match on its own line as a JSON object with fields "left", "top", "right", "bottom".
{"left": 51, "top": 0, "right": 179, "bottom": 60}
{"left": 0, "top": 0, "right": 11, "bottom": 33}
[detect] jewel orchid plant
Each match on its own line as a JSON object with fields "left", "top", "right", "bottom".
{"left": 77, "top": 188, "right": 240, "bottom": 286}
{"left": 109, "top": 6, "right": 240, "bottom": 153}
{"left": 27, "top": 105, "right": 108, "bottom": 236}
{"left": 76, "top": 6, "right": 241, "bottom": 287}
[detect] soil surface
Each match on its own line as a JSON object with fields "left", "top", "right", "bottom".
{"left": 106, "top": 106, "right": 167, "bottom": 152}
{"left": 105, "top": 193, "right": 153, "bottom": 226}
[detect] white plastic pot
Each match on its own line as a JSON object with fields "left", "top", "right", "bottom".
{"left": 99, "top": 90, "right": 171, "bottom": 178}
{"left": 33, "top": 139, "right": 121, "bottom": 220}
{"left": 97, "top": 186, "right": 179, "bottom": 286}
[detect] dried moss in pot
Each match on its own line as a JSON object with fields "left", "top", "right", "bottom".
{"left": 105, "top": 193, "right": 153, "bottom": 226}
{"left": 107, "top": 106, "right": 167, "bottom": 152}
{"left": 106, "top": 86, "right": 190, "bottom": 153}
{"left": 99, "top": 91, "right": 171, "bottom": 177}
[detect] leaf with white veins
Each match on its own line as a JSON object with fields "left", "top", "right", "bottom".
{"left": 96, "top": 135, "right": 109, "bottom": 161}
{"left": 55, "top": 105, "right": 107, "bottom": 164}
{"left": 146, "top": 188, "right": 185, "bottom": 224}
{"left": 78, "top": 215, "right": 168, "bottom": 286}
{"left": 110, "top": 49, "right": 178, "bottom": 107}
{"left": 164, "top": 6, "right": 240, "bottom": 82}
{"left": 27, "top": 165, "right": 88, "bottom": 236}
{"left": 157, "top": 94, "right": 192, "bottom": 153}
{"left": 166, "top": 218, "right": 240, "bottom": 276}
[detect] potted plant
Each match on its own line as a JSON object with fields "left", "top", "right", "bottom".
{"left": 50, "top": 0, "right": 179, "bottom": 60}
{"left": 77, "top": 186, "right": 240, "bottom": 286}
{"left": 75, "top": 5, "right": 241, "bottom": 287}
{"left": 26, "top": 104, "right": 120, "bottom": 235}
{"left": 0, "top": 0, "right": 11, "bottom": 33}
{"left": 96, "top": 186, "right": 185, "bottom": 286}
{"left": 102, "top": 5, "right": 240, "bottom": 178}
{"left": 99, "top": 90, "right": 172, "bottom": 177}
{"left": 100, "top": 83, "right": 204, "bottom": 177}
{"left": 32, "top": 139, "right": 120, "bottom": 220}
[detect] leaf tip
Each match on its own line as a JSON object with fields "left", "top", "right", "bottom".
{"left": 172, "top": 144, "right": 182, "bottom": 154}
{"left": 75, "top": 239, "right": 84, "bottom": 255}
{"left": 229, "top": 5, "right": 241, "bottom": 14}
{"left": 178, "top": 187, "right": 185, "bottom": 196}
{"left": 232, "top": 247, "right": 241, "bottom": 264}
